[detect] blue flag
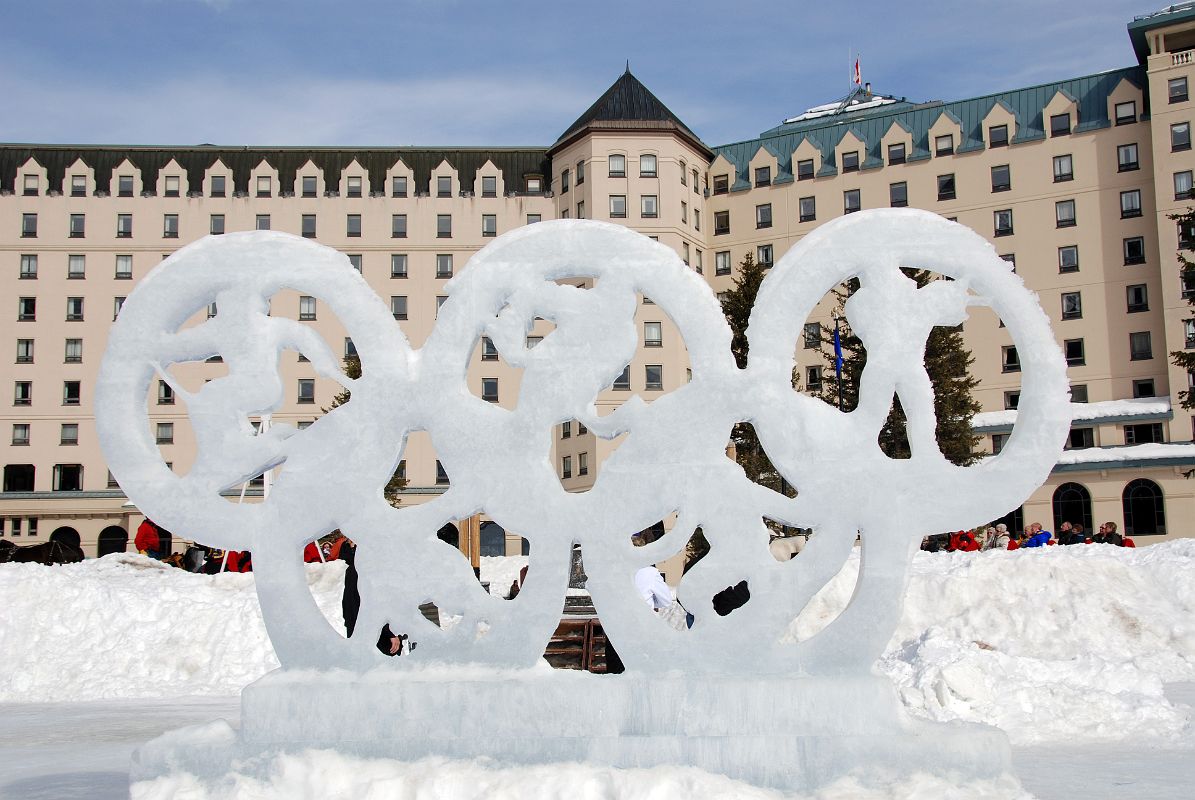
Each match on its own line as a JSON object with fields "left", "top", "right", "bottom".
{"left": 833, "top": 326, "right": 844, "bottom": 378}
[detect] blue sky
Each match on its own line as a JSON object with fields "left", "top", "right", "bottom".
{"left": 0, "top": 0, "right": 1155, "bottom": 148}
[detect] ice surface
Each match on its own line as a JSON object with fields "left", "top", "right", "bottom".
{"left": 92, "top": 211, "right": 1071, "bottom": 789}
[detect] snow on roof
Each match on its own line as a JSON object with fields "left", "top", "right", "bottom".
{"left": 783, "top": 94, "right": 899, "bottom": 124}
{"left": 1056, "top": 442, "right": 1195, "bottom": 465}
{"left": 973, "top": 397, "right": 1171, "bottom": 429}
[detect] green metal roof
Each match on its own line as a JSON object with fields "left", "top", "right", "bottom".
{"left": 1128, "top": 3, "right": 1195, "bottom": 63}
{"left": 712, "top": 67, "right": 1146, "bottom": 191}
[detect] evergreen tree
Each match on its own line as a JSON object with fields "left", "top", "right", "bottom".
{"left": 324, "top": 355, "right": 408, "bottom": 506}
{"left": 1169, "top": 207, "right": 1195, "bottom": 408}
{"left": 816, "top": 271, "right": 982, "bottom": 465}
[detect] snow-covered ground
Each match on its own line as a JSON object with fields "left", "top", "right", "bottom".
{"left": 1, "top": 544, "right": 1193, "bottom": 797}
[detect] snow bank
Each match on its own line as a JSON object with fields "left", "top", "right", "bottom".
{"left": 3, "top": 545, "right": 1194, "bottom": 747}
{"left": 133, "top": 750, "right": 1031, "bottom": 800}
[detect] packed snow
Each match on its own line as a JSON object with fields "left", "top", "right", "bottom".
{"left": 1054, "top": 442, "right": 1195, "bottom": 465}
{"left": 973, "top": 396, "right": 1171, "bottom": 429}
{"left": 3, "top": 543, "right": 1193, "bottom": 749}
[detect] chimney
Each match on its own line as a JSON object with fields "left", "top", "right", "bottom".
{"left": 865, "top": 82, "right": 872, "bottom": 95}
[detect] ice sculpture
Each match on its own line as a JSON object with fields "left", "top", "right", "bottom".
{"left": 98, "top": 210, "right": 1070, "bottom": 790}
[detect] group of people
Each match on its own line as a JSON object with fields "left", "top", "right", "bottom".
{"left": 925, "top": 520, "right": 1133, "bottom": 552}
{"left": 135, "top": 518, "right": 254, "bottom": 573}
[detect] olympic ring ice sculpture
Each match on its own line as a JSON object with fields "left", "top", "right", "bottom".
{"left": 96, "top": 209, "right": 1070, "bottom": 676}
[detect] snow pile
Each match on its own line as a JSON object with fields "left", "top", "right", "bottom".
{"left": 4, "top": 544, "right": 1194, "bottom": 747}
{"left": 134, "top": 751, "right": 1030, "bottom": 800}
{"left": 973, "top": 396, "right": 1170, "bottom": 429}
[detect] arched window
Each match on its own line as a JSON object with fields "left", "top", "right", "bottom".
{"left": 1052, "top": 482, "right": 1092, "bottom": 533}
{"left": 49, "top": 526, "right": 81, "bottom": 552}
{"left": 97, "top": 525, "right": 128, "bottom": 557}
{"left": 1123, "top": 478, "right": 1165, "bottom": 535}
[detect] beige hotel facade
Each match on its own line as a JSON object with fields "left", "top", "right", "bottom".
{"left": 3, "top": 6, "right": 1195, "bottom": 558}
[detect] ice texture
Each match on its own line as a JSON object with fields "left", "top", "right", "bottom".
{"left": 96, "top": 210, "right": 1070, "bottom": 676}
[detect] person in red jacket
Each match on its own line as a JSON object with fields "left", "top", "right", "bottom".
{"left": 134, "top": 519, "right": 162, "bottom": 559}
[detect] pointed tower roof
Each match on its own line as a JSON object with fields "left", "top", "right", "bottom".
{"left": 550, "top": 70, "right": 711, "bottom": 157}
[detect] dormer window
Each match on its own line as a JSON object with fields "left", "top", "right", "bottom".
{"left": 210, "top": 175, "right": 226, "bottom": 197}
{"left": 797, "top": 159, "right": 815, "bottom": 180}
{"left": 887, "top": 143, "right": 906, "bottom": 164}
{"left": 934, "top": 134, "right": 954, "bottom": 156}
{"left": 346, "top": 176, "right": 362, "bottom": 198}
{"left": 1115, "top": 101, "right": 1137, "bottom": 125}
{"left": 754, "top": 166, "right": 771, "bottom": 187}
{"left": 1050, "top": 113, "right": 1071, "bottom": 137}
{"left": 437, "top": 176, "right": 452, "bottom": 198}
{"left": 841, "top": 151, "right": 859, "bottom": 173}
{"left": 988, "top": 125, "right": 1008, "bottom": 147}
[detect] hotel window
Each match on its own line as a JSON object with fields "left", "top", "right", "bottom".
{"left": 392, "top": 176, "right": 407, "bottom": 197}
{"left": 576, "top": 201, "right": 585, "bottom": 219}
{"left": 14, "top": 381, "right": 32, "bottom": 406}
{"left": 888, "top": 142, "right": 907, "bottom": 163}
{"left": 561, "top": 456, "right": 572, "bottom": 479}
{"left": 155, "top": 423, "right": 173, "bottom": 445}
{"left": 391, "top": 296, "right": 407, "bottom": 320}
{"left": 256, "top": 175, "right": 271, "bottom": 197}
{"left": 682, "top": 242, "right": 690, "bottom": 264}
{"left": 937, "top": 174, "right": 956, "bottom": 201}
{"left": 755, "top": 166, "right": 771, "bottom": 187}
{"left": 1064, "top": 338, "right": 1085, "bottom": 367}
{"left": 63, "top": 380, "right": 81, "bottom": 405}
{"left": 1187, "top": 319, "right": 1195, "bottom": 349}
{"left": 1124, "top": 422, "right": 1163, "bottom": 444}
{"left": 1129, "top": 331, "right": 1153, "bottom": 360}
{"left": 579, "top": 452, "right": 589, "bottom": 476}
{"left": 481, "top": 176, "right": 497, "bottom": 197}
{"left": 1058, "top": 245, "right": 1079, "bottom": 273}
{"left": 1114, "top": 144, "right": 1139, "bottom": 173}
{"left": 526, "top": 176, "right": 542, "bottom": 193}
{"left": 640, "top": 154, "right": 657, "bottom": 177}
{"left": 297, "top": 379, "right": 315, "bottom": 404}
{"left": 994, "top": 209, "right": 1013, "bottom": 237}
{"left": 803, "top": 322, "right": 821, "bottom": 349}
{"left": 345, "top": 337, "right": 357, "bottom": 358}
{"left": 19, "top": 254, "right": 37, "bottom": 279}
{"left": 391, "top": 214, "right": 407, "bottom": 238}
{"left": 482, "top": 214, "right": 497, "bottom": 237}
{"left": 1172, "top": 122, "right": 1191, "bottom": 151}
{"left": 391, "top": 254, "right": 408, "bottom": 278}
{"left": 116, "top": 213, "right": 132, "bottom": 238}
{"left": 1067, "top": 428, "right": 1094, "bottom": 450}
{"left": 576, "top": 160, "right": 585, "bottom": 185}
{"left": 346, "top": 176, "right": 362, "bottom": 198}
{"left": 680, "top": 161, "right": 687, "bottom": 185}
{"left": 714, "top": 210, "right": 730, "bottom": 235}
{"left": 62, "top": 254, "right": 85, "bottom": 281}
{"left": 64, "top": 338, "right": 82, "bottom": 363}
{"left": 843, "top": 189, "right": 861, "bottom": 214}
{"left": 1115, "top": 101, "right": 1137, "bottom": 125}
{"left": 804, "top": 366, "right": 822, "bottom": 392}
{"left": 609, "top": 195, "right": 628, "bottom": 218}
{"left": 437, "top": 214, "right": 452, "bottom": 238}
{"left": 73, "top": 174, "right": 89, "bottom": 196}
{"left": 645, "top": 364, "right": 663, "bottom": 390}
{"left": 799, "top": 195, "right": 816, "bottom": 222}
{"left": 991, "top": 433, "right": 1007, "bottom": 454}
{"left": 613, "top": 365, "right": 631, "bottom": 390}
{"left": 1182, "top": 218, "right": 1195, "bottom": 249}
{"left": 527, "top": 214, "right": 541, "bottom": 225}
{"left": 934, "top": 134, "right": 954, "bottom": 155}
{"left": 299, "top": 296, "right": 316, "bottom": 321}
{"left": 1055, "top": 199, "right": 1076, "bottom": 227}
{"left": 797, "top": 159, "right": 815, "bottom": 180}
{"left": 1126, "top": 284, "right": 1148, "bottom": 313}
{"left": 437, "top": 175, "right": 452, "bottom": 197}
{"left": 609, "top": 154, "right": 626, "bottom": 177}
{"left": 1070, "top": 384, "right": 1088, "bottom": 403}
{"left": 1133, "top": 379, "right": 1156, "bottom": 399}
{"left": 1005, "top": 391, "right": 1020, "bottom": 410}
{"left": 1171, "top": 77, "right": 1189, "bottom": 104}
{"left": 21, "top": 213, "right": 37, "bottom": 238}
{"left": 114, "top": 297, "right": 126, "bottom": 319}
{"left": 641, "top": 195, "right": 658, "bottom": 218}
{"left": 694, "top": 208, "right": 700, "bottom": 230}
{"left": 681, "top": 201, "right": 687, "bottom": 224}
{"left": 256, "top": 214, "right": 270, "bottom": 230}
{"left": 12, "top": 423, "right": 29, "bottom": 446}
{"left": 988, "top": 125, "right": 1008, "bottom": 147}
{"left": 841, "top": 151, "right": 859, "bottom": 173}
{"left": 1050, "top": 113, "right": 1071, "bottom": 136}
{"left": 163, "top": 214, "right": 179, "bottom": 238}
{"left": 302, "top": 214, "right": 316, "bottom": 238}
{"left": 1175, "top": 170, "right": 1193, "bottom": 201}
{"left": 1002, "top": 345, "right": 1020, "bottom": 373}
{"left": 712, "top": 173, "right": 728, "bottom": 194}
{"left": 115, "top": 254, "right": 133, "bottom": 279}
{"left": 207, "top": 301, "right": 217, "bottom": 318}
{"left": 16, "top": 339, "right": 33, "bottom": 363}
{"left": 482, "top": 377, "right": 499, "bottom": 403}
{"left": 53, "top": 464, "right": 83, "bottom": 491}
{"left": 435, "top": 460, "right": 450, "bottom": 485}
{"left": 210, "top": 214, "right": 225, "bottom": 235}
{"left": 1120, "top": 190, "right": 1141, "bottom": 218}
{"left": 66, "top": 297, "right": 84, "bottom": 321}
{"left": 210, "top": 175, "right": 226, "bottom": 197}
{"left": 158, "top": 381, "right": 174, "bottom": 405}
{"left": 346, "top": 214, "right": 361, "bottom": 237}
{"left": 302, "top": 175, "right": 317, "bottom": 197}
{"left": 69, "top": 213, "right": 85, "bottom": 237}
{"left": 1053, "top": 154, "right": 1073, "bottom": 182}
{"left": 694, "top": 249, "right": 703, "bottom": 273}
{"left": 1061, "top": 291, "right": 1082, "bottom": 320}
{"left": 1124, "top": 236, "right": 1146, "bottom": 265}
{"left": 18, "top": 297, "right": 35, "bottom": 321}
{"left": 560, "top": 169, "right": 570, "bottom": 193}
{"left": 715, "top": 250, "right": 731, "bottom": 275}
{"left": 692, "top": 169, "right": 699, "bottom": 192}
{"left": 436, "top": 254, "right": 453, "bottom": 278}
{"left": 481, "top": 336, "right": 498, "bottom": 360}
{"left": 756, "top": 203, "right": 772, "bottom": 229}
{"left": 118, "top": 175, "right": 134, "bottom": 197}
{"left": 991, "top": 164, "right": 1011, "bottom": 192}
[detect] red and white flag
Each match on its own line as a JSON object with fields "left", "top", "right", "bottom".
{"left": 853, "top": 58, "right": 861, "bottom": 85}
